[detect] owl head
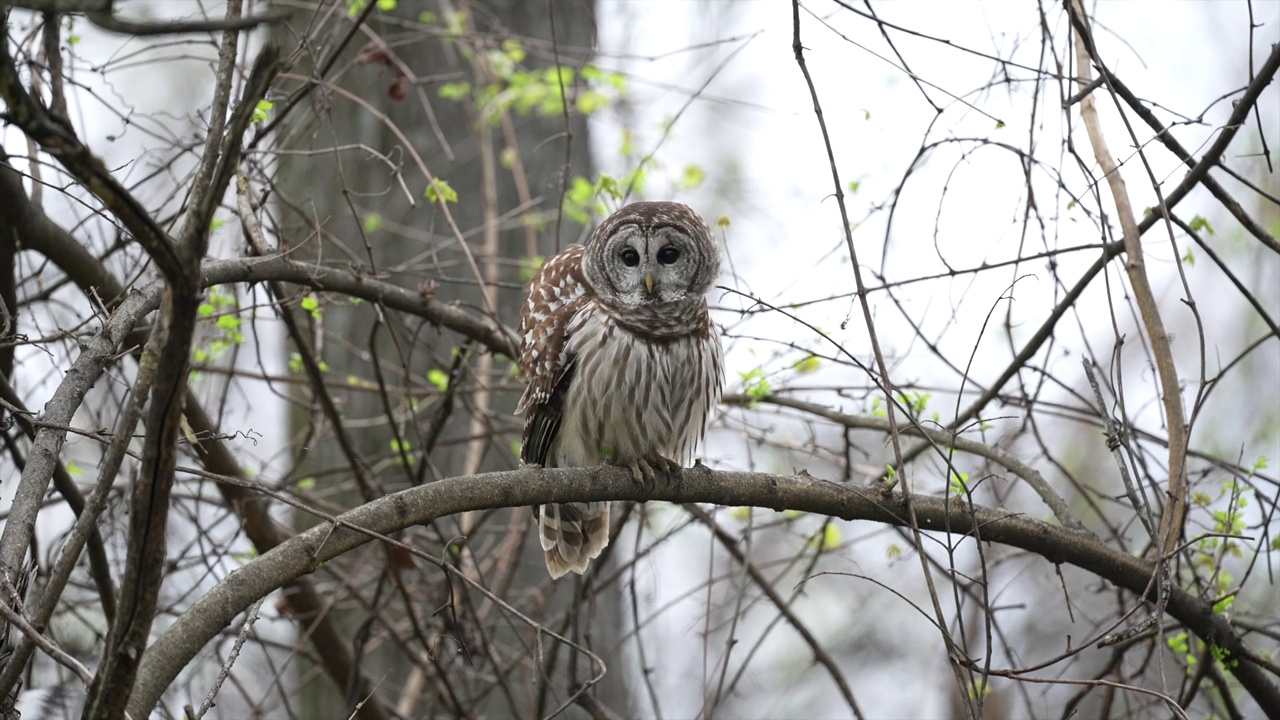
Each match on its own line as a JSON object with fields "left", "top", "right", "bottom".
{"left": 580, "top": 202, "right": 720, "bottom": 311}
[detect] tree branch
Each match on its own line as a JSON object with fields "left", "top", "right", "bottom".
{"left": 0, "top": 23, "right": 186, "bottom": 288}
{"left": 126, "top": 466, "right": 1280, "bottom": 718}
{"left": 727, "top": 393, "right": 1089, "bottom": 533}
{"left": 1087, "top": 45, "right": 1280, "bottom": 254}
{"left": 1068, "top": 0, "right": 1189, "bottom": 556}
{"left": 2, "top": 1, "right": 283, "bottom": 36}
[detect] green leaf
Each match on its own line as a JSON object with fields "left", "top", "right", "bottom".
{"left": 427, "top": 369, "right": 449, "bottom": 391}
{"left": 209, "top": 218, "right": 226, "bottom": 232}
{"left": 67, "top": 35, "right": 81, "bottom": 46}
{"left": 390, "top": 438, "right": 415, "bottom": 465}
{"left": 567, "top": 176, "right": 594, "bottom": 204}
{"left": 870, "top": 396, "right": 885, "bottom": 417}
{"left": 807, "top": 523, "right": 842, "bottom": 551}
{"left": 362, "top": 212, "right": 382, "bottom": 234}
{"left": 438, "top": 82, "right": 471, "bottom": 101}
{"left": 502, "top": 39, "right": 526, "bottom": 63}
{"left": 209, "top": 288, "right": 237, "bottom": 308}
{"left": 443, "top": 10, "right": 467, "bottom": 37}
{"left": 792, "top": 354, "right": 821, "bottom": 374}
{"left": 298, "top": 295, "right": 321, "bottom": 318}
{"left": 376, "top": 0, "right": 397, "bottom": 10}
{"left": 426, "top": 178, "right": 458, "bottom": 204}
{"left": 738, "top": 368, "right": 771, "bottom": 407}
{"left": 576, "top": 90, "right": 609, "bottom": 115}
{"left": 198, "top": 303, "right": 216, "bottom": 317}
{"left": 216, "top": 314, "right": 241, "bottom": 331}
{"left": 1189, "top": 215, "right": 1216, "bottom": 235}
{"left": 596, "top": 173, "right": 622, "bottom": 201}
{"left": 251, "top": 99, "right": 273, "bottom": 124}
{"left": 679, "top": 164, "right": 706, "bottom": 190}
{"left": 519, "top": 255, "right": 545, "bottom": 282}
{"left": 64, "top": 460, "right": 83, "bottom": 477}
{"left": 297, "top": 477, "right": 317, "bottom": 490}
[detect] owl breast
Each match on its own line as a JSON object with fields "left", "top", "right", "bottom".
{"left": 550, "top": 304, "right": 722, "bottom": 468}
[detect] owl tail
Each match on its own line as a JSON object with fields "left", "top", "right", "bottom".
{"left": 536, "top": 502, "right": 611, "bottom": 579}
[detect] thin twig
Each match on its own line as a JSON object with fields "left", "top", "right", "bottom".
{"left": 194, "top": 596, "right": 266, "bottom": 720}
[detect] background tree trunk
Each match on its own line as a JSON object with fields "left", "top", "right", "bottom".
{"left": 272, "top": 2, "right": 630, "bottom": 715}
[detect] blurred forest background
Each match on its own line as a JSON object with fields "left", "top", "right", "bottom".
{"left": 0, "top": 0, "right": 1276, "bottom": 718}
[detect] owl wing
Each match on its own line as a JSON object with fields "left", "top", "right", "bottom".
{"left": 516, "top": 244, "right": 590, "bottom": 466}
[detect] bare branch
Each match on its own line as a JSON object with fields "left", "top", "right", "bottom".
{"left": 1069, "top": 0, "right": 1189, "bottom": 557}
{"left": 128, "top": 465, "right": 1280, "bottom": 717}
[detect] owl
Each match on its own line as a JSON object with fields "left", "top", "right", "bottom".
{"left": 516, "top": 201, "right": 724, "bottom": 579}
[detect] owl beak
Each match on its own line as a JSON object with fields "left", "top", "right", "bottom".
{"left": 644, "top": 273, "right": 655, "bottom": 295}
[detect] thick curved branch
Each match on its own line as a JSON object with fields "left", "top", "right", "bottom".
{"left": 84, "top": 8, "right": 284, "bottom": 36}
{"left": 127, "top": 466, "right": 1280, "bottom": 718}
{"left": 1069, "top": 1, "right": 1189, "bottom": 555}
{"left": 0, "top": 277, "right": 157, "bottom": 710}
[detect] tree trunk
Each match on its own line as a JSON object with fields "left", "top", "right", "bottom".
{"left": 272, "top": 2, "right": 627, "bottom": 716}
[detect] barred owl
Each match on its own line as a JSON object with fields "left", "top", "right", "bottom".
{"left": 517, "top": 202, "right": 724, "bottom": 578}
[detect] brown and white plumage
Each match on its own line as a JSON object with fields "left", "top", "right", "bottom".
{"left": 517, "top": 202, "right": 724, "bottom": 578}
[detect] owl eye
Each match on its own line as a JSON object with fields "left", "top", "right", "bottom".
{"left": 620, "top": 248, "right": 640, "bottom": 267}
{"left": 656, "top": 246, "right": 680, "bottom": 265}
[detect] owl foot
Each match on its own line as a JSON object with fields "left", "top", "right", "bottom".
{"left": 653, "top": 456, "right": 683, "bottom": 490}
{"left": 621, "top": 457, "right": 656, "bottom": 493}
{"left": 631, "top": 456, "right": 684, "bottom": 494}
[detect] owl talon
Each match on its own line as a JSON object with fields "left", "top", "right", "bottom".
{"left": 654, "top": 456, "right": 682, "bottom": 490}
{"left": 635, "top": 458, "right": 657, "bottom": 493}
{"left": 608, "top": 457, "right": 653, "bottom": 493}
